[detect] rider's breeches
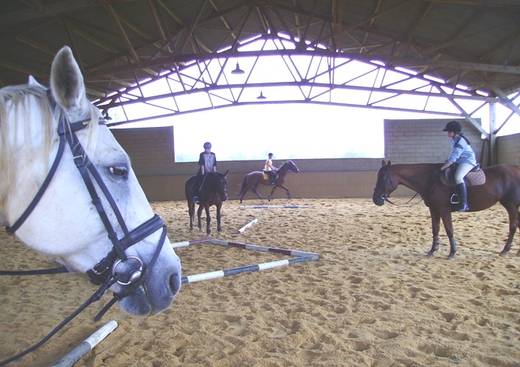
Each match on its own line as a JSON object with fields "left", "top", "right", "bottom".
{"left": 454, "top": 162, "right": 474, "bottom": 184}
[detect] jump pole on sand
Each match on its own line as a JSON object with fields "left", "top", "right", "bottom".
{"left": 239, "top": 204, "right": 309, "bottom": 209}
{"left": 51, "top": 320, "right": 118, "bottom": 367}
{"left": 238, "top": 218, "right": 258, "bottom": 233}
{"left": 171, "top": 238, "right": 320, "bottom": 285}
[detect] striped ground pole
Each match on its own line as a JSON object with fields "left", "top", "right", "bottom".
{"left": 174, "top": 238, "right": 319, "bottom": 285}
{"left": 171, "top": 238, "right": 209, "bottom": 249}
{"left": 239, "top": 204, "right": 309, "bottom": 209}
{"left": 51, "top": 320, "right": 118, "bottom": 367}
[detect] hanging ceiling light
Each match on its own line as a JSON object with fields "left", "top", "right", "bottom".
{"left": 102, "top": 110, "right": 112, "bottom": 120}
{"left": 231, "top": 62, "right": 245, "bottom": 74}
{"left": 257, "top": 91, "right": 266, "bottom": 100}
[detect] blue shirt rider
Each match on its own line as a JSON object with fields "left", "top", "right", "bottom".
{"left": 440, "top": 120, "right": 477, "bottom": 212}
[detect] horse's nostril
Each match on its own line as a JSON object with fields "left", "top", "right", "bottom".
{"left": 169, "top": 273, "right": 181, "bottom": 295}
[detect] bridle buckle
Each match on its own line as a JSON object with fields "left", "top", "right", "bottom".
{"left": 112, "top": 256, "right": 144, "bottom": 286}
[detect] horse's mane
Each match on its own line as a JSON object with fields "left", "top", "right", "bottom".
{"left": 0, "top": 83, "right": 100, "bottom": 214}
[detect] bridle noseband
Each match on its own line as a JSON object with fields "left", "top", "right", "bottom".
{"left": 0, "top": 90, "right": 172, "bottom": 366}
{"left": 376, "top": 167, "right": 420, "bottom": 206}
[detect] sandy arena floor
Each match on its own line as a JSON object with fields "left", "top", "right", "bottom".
{"left": 1, "top": 198, "right": 520, "bottom": 367}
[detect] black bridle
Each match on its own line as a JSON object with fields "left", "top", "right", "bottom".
{"left": 0, "top": 91, "right": 170, "bottom": 366}
{"left": 375, "top": 167, "right": 421, "bottom": 206}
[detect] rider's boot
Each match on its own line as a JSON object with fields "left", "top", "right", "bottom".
{"left": 456, "top": 182, "right": 469, "bottom": 212}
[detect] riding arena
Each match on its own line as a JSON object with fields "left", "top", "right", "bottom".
{"left": 1, "top": 2, "right": 520, "bottom": 367}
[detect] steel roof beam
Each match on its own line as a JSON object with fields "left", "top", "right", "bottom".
{"left": 0, "top": 0, "right": 96, "bottom": 29}
{"left": 435, "top": 85, "right": 487, "bottom": 135}
{"left": 96, "top": 80, "right": 489, "bottom": 110}
{"left": 417, "top": 0, "right": 520, "bottom": 9}
{"left": 106, "top": 99, "right": 466, "bottom": 128}
{"left": 360, "top": 0, "right": 384, "bottom": 53}
{"left": 102, "top": 0, "right": 140, "bottom": 62}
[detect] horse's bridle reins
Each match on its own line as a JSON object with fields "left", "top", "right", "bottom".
{"left": 377, "top": 167, "right": 421, "bottom": 206}
{"left": 0, "top": 90, "right": 171, "bottom": 366}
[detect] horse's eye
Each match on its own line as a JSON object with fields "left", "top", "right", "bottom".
{"left": 108, "top": 166, "right": 128, "bottom": 179}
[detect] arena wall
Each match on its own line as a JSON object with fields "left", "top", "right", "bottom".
{"left": 496, "top": 133, "right": 520, "bottom": 165}
{"left": 111, "top": 118, "right": 493, "bottom": 201}
{"left": 112, "top": 127, "right": 382, "bottom": 201}
{"left": 384, "top": 118, "right": 484, "bottom": 164}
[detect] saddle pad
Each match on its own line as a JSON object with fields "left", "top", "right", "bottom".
{"left": 441, "top": 166, "right": 486, "bottom": 187}
{"left": 466, "top": 169, "right": 486, "bottom": 186}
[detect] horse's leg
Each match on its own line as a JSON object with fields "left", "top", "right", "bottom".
{"left": 188, "top": 200, "right": 194, "bottom": 230}
{"left": 239, "top": 179, "right": 249, "bottom": 203}
{"left": 268, "top": 185, "right": 277, "bottom": 201}
{"left": 517, "top": 209, "right": 520, "bottom": 255}
{"left": 205, "top": 205, "right": 211, "bottom": 235}
{"left": 251, "top": 184, "right": 263, "bottom": 200}
{"left": 427, "top": 209, "right": 441, "bottom": 257}
{"left": 499, "top": 204, "right": 518, "bottom": 256}
{"left": 216, "top": 202, "right": 222, "bottom": 232}
{"left": 197, "top": 205, "right": 203, "bottom": 230}
{"left": 440, "top": 211, "right": 457, "bottom": 259}
{"left": 278, "top": 184, "right": 291, "bottom": 199}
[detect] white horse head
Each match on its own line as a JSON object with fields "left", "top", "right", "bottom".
{"left": 0, "top": 46, "right": 181, "bottom": 315}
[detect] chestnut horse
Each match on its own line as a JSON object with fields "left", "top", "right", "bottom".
{"left": 373, "top": 160, "right": 520, "bottom": 259}
{"left": 239, "top": 160, "right": 300, "bottom": 203}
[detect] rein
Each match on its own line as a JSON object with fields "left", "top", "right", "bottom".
{"left": 384, "top": 191, "right": 421, "bottom": 206}
{"left": 0, "top": 90, "right": 170, "bottom": 366}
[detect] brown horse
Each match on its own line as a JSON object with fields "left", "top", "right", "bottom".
{"left": 373, "top": 160, "right": 520, "bottom": 259}
{"left": 185, "top": 171, "right": 228, "bottom": 234}
{"left": 239, "top": 160, "right": 300, "bottom": 203}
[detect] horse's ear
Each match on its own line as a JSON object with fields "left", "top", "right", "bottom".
{"left": 381, "top": 160, "right": 386, "bottom": 167}
{"left": 223, "top": 170, "right": 229, "bottom": 177}
{"left": 50, "top": 46, "right": 87, "bottom": 111}
{"left": 387, "top": 160, "right": 391, "bottom": 166}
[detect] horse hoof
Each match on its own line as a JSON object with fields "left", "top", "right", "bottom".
{"left": 426, "top": 251, "right": 435, "bottom": 258}
{"left": 499, "top": 249, "right": 510, "bottom": 257}
{"left": 447, "top": 253, "right": 456, "bottom": 260}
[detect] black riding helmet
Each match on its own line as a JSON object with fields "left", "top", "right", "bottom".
{"left": 443, "top": 120, "right": 462, "bottom": 133}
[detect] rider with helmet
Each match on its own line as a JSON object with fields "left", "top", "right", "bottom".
{"left": 263, "top": 152, "right": 278, "bottom": 185}
{"left": 198, "top": 141, "right": 217, "bottom": 175}
{"left": 440, "top": 120, "right": 477, "bottom": 212}
{"left": 193, "top": 142, "right": 217, "bottom": 203}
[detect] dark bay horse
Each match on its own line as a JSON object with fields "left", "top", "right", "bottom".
{"left": 238, "top": 160, "right": 300, "bottom": 203}
{"left": 373, "top": 161, "right": 520, "bottom": 259}
{"left": 185, "top": 171, "right": 228, "bottom": 234}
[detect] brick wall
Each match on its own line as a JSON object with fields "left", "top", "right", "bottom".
{"left": 112, "top": 126, "right": 174, "bottom": 175}
{"left": 384, "top": 119, "right": 484, "bottom": 164}
{"left": 497, "top": 133, "right": 520, "bottom": 165}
